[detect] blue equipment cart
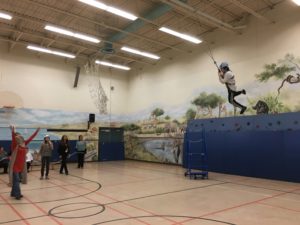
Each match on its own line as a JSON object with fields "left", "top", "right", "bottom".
{"left": 183, "top": 129, "right": 208, "bottom": 179}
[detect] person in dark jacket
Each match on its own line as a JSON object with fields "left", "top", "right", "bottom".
{"left": 58, "top": 135, "right": 70, "bottom": 175}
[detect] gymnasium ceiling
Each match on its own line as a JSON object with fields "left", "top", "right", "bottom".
{"left": 0, "top": 0, "right": 284, "bottom": 69}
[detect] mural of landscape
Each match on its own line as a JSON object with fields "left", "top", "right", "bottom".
{"left": 1, "top": 54, "right": 299, "bottom": 165}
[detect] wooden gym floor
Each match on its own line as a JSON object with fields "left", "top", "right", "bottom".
{"left": 0, "top": 160, "right": 299, "bottom": 225}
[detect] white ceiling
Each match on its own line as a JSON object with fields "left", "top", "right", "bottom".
{"left": 0, "top": 0, "right": 284, "bottom": 68}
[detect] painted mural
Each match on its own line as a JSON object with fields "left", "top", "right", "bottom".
{"left": 123, "top": 53, "right": 300, "bottom": 164}
{"left": 1, "top": 54, "right": 299, "bottom": 165}
{"left": 0, "top": 108, "right": 108, "bottom": 163}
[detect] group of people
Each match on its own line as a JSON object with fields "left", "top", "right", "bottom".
{"left": 3, "top": 126, "right": 87, "bottom": 200}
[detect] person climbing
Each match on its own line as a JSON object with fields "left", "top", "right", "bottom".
{"left": 218, "top": 62, "right": 247, "bottom": 114}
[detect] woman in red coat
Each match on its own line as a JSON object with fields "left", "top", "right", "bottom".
{"left": 9, "top": 126, "right": 40, "bottom": 200}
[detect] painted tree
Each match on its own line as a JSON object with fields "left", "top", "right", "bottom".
{"left": 192, "top": 92, "right": 225, "bottom": 117}
{"left": 151, "top": 108, "right": 164, "bottom": 119}
{"left": 122, "top": 123, "right": 141, "bottom": 132}
{"left": 185, "top": 108, "right": 196, "bottom": 121}
{"left": 255, "top": 63, "right": 295, "bottom": 82}
{"left": 172, "top": 119, "right": 180, "bottom": 125}
{"left": 164, "top": 115, "right": 171, "bottom": 120}
{"left": 256, "top": 54, "right": 300, "bottom": 96}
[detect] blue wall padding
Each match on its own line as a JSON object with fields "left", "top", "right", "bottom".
{"left": 184, "top": 112, "right": 300, "bottom": 182}
{"left": 188, "top": 112, "right": 300, "bottom": 132}
{"left": 99, "top": 142, "right": 124, "bottom": 161}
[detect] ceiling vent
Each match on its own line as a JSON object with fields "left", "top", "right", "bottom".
{"left": 101, "top": 43, "right": 115, "bottom": 54}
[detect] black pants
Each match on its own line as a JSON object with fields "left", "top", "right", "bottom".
{"left": 41, "top": 156, "right": 51, "bottom": 177}
{"left": 27, "top": 162, "right": 31, "bottom": 172}
{"left": 77, "top": 153, "right": 85, "bottom": 168}
{"left": 1, "top": 162, "right": 8, "bottom": 173}
{"left": 60, "top": 156, "right": 68, "bottom": 174}
{"left": 227, "top": 88, "right": 245, "bottom": 110}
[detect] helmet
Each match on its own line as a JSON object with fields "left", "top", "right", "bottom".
{"left": 44, "top": 135, "right": 50, "bottom": 139}
{"left": 219, "top": 62, "right": 229, "bottom": 69}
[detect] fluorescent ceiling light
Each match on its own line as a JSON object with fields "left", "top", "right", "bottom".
{"left": 121, "top": 46, "right": 160, "bottom": 60}
{"left": 159, "top": 27, "right": 202, "bottom": 44}
{"left": 95, "top": 60, "right": 130, "bottom": 71}
{"left": 27, "top": 45, "right": 76, "bottom": 59}
{"left": 45, "top": 25, "right": 100, "bottom": 43}
{"left": 78, "top": 0, "right": 137, "bottom": 21}
{"left": 0, "top": 12, "right": 12, "bottom": 20}
{"left": 292, "top": 0, "right": 300, "bottom": 6}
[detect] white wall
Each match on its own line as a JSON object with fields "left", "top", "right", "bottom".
{"left": 127, "top": 1, "right": 300, "bottom": 113}
{"left": 0, "top": 44, "right": 129, "bottom": 115}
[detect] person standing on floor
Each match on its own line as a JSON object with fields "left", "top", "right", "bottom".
{"left": 0, "top": 146, "right": 9, "bottom": 174}
{"left": 76, "top": 135, "right": 87, "bottom": 169}
{"left": 26, "top": 150, "right": 33, "bottom": 173}
{"left": 58, "top": 135, "right": 70, "bottom": 175}
{"left": 40, "top": 135, "right": 53, "bottom": 180}
{"left": 9, "top": 126, "right": 40, "bottom": 200}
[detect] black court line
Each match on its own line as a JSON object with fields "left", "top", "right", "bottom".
{"left": 1, "top": 167, "right": 298, "bottom": 224}
{"left": 48, "top": 202, "right": 105, "bottom": 219}
{"left": 104, "top": 182, "right": 228, "bottom": 206}
{"left": 108, "top": 162, "right": 300, "bottom": 195}
{"left": 0, "top": 203, "right": 106, "bottom": 224}
{"left": 0, "top": 174, "right": 102, "bottom": 205}
{"left": 92, "top": 215, "right": 236, "bottom": 225}
{"left": 0, "top": 181, "right": 91, "bottom": 195}
{"left": 4, "top": 170, "right": 298, "bottom": 225}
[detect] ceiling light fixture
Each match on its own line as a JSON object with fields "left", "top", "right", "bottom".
{"left": 0, "top": 12, "right": 12, "bottom": 20}
{"left": 27, "top": 45, "right": 76, "bottom": 59}
{"left": 95, "top": 60, "right": 130, "bottom": 70}
{"left": 78, "top": 0, "right": 137, "bottom": 21}
{"left": 45, "top": 25, "right": 100, "bottom": 43}
{"left": 292, "top": 0, "right": 300, "bottom": 6}
{"left": 121, "top": 46, "right": 160, "bottom": 60}
{"left": 159, "top": 27, "right": 202, "bottom": 44}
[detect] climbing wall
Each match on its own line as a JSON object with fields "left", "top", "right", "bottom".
{"left": 186, "top": 112, "right": 300, "bottom": 182}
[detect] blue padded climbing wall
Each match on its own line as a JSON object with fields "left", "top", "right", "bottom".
{"left": 184, "top": 112, "right": 300, "bottom": 182}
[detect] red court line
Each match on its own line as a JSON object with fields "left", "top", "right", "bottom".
{"left": 32, "top": 173, "right": 152, "bottom": 225}
{"left": 258, "top": 202, "right": 300, "bottom": 213}
{"left": 171, "top": 187, "right": 300, "bottom": 224}
{"left": 103, "top": 177, "right": 164, "bottom": 187}
{"left": 23, "top": 196, "right": 64, "bottom": 225}
{"left": 0, "top": 194, "right": 30, "bottom": 225}
{"left": 0, "top": 176, "right": 8, "bottom": 184}
{"left": 47, "top": 173, "right": 179, "bottom": 224}
{"left": 83, "top": 166, "right": 147, "bottom": 179}
{"left": 82, "top": 185, "right": 180, "bottom": 224}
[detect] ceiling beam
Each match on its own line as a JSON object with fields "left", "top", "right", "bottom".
{"left": 23, "top": 0, "right": 188, "bottom": 53}
{"left": 229, "top": 0, "right": 273, "bottom": 23}
{"left": 0, "top": 35, "right": 154, "bottom": 67}
{"left": 0, "top": 24, "right": 154, "bottom": 66}
{"left": 160, "top": 0, "right": 245, "bottom": 32}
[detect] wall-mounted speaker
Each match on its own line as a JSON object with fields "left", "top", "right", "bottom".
{"left": 73, "top": 66, "right": 81, "bottom": 88}
{"left": 89, "top": 113, "right": 95, "bottom": 123}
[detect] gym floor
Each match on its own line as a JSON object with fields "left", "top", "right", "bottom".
{"left": 0, "top": 161, "right": 299, "bottom": 225}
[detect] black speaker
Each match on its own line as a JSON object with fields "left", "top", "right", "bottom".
{"left": 89, "top": 113, "right": 95, "bottom": 123}
{"left": 73, "top": 66, "right": 81, "bottom": 88}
